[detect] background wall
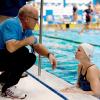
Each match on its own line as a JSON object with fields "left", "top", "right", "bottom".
{"left": 33, "top": 0, "right": 98, "bottom": 25}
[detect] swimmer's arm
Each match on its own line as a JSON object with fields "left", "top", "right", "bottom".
{"left": 61, "top": 66, "right": 81, "bottom": 92}
{"left": 75, "top": 67, "right": 100, "bottom": 96}
{"left": 62, "top": 67, "right": 100, "bottom": 96}
{"left": 85, "top": 68, "right": 100, "bottom": 96}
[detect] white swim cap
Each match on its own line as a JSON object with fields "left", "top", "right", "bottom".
{"left": 80, "top": 43, "right": 94, "bottom": 58}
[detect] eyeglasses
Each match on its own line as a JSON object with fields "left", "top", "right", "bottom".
{"left": 27, "top": 16, "right": 38, "bottom": 22}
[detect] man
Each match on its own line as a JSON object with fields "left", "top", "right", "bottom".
{"left": 0, "top": 0, "right": 32, "bottom": 22}
{"left": 0, "top": 0, "right": 33, "bottom": 77}
{"left": 0, "top": 4, "right": 57, "bottom": 99}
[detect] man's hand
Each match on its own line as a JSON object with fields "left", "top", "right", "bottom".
{"left": 48, "top": 53, "right": 57, "bottom": 70}
{"left": 25, "top": 36, "right": 37, "bottom": 45}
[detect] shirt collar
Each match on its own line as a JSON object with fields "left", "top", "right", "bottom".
{"left": 16, "top": 16, "right": 24, "bottom": 32}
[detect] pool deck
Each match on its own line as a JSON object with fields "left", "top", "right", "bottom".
{"left": 0, "top": 69, "right": 62, "bottom": 100}
{"left": 0, "top": 65, "right": 99, "bottom": 100}
{"left": 28, "top": 65, "right": 98, "bottom": 100}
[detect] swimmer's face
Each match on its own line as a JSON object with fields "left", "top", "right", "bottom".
{"left": 75, "top": 46, "right": 87, "bottom": 60}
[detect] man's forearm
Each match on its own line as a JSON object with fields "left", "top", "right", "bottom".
{"left": 33, "top": 44, "right": 50, "bottom": 58}
{"left": 6, "top": 39, "right": 28, "bottom": 53}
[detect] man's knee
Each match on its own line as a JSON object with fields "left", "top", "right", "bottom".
{"left": 22, "top": 53, "right": 36, "bottom": 70}
{"left": 28, "top": 53, "right": 36, "bottom": 66}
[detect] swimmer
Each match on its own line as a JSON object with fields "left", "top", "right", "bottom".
{"left": 61, "top": 43, "right": 100, "bottom": 98}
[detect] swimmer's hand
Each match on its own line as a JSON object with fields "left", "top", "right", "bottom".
{"left": 61, "top": 85, "right": 77, "bottom": 92}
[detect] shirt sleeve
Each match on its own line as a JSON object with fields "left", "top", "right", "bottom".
{"left": 3, "top": 22, "right": 18, "bottom": 42}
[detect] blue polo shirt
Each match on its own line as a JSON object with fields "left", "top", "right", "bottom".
{"left": 0, "top": 17, "right": 33, "bottom": 49}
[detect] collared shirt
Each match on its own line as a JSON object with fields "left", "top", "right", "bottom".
{"left": 0, "top": 17, "right": 33, "bottom": 49}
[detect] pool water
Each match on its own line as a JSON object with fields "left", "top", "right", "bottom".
{"left": 34, "top": 29, "right": 100, "bottom": 84}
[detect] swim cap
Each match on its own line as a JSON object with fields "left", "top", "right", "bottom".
{"left": 80, "top": 43, "right": 94, "bottom": 58}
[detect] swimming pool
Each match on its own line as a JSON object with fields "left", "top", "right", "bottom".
{"left": 34, "top": 29, "right": 100, "bottom": 84}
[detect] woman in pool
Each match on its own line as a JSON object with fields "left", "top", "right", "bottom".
{"left": 62, "top": 43, "right": 100, "bottom": 97}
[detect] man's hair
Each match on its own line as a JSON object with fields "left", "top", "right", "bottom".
{"left": 18, "top": 4, "right": 34, "bottom": 17}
